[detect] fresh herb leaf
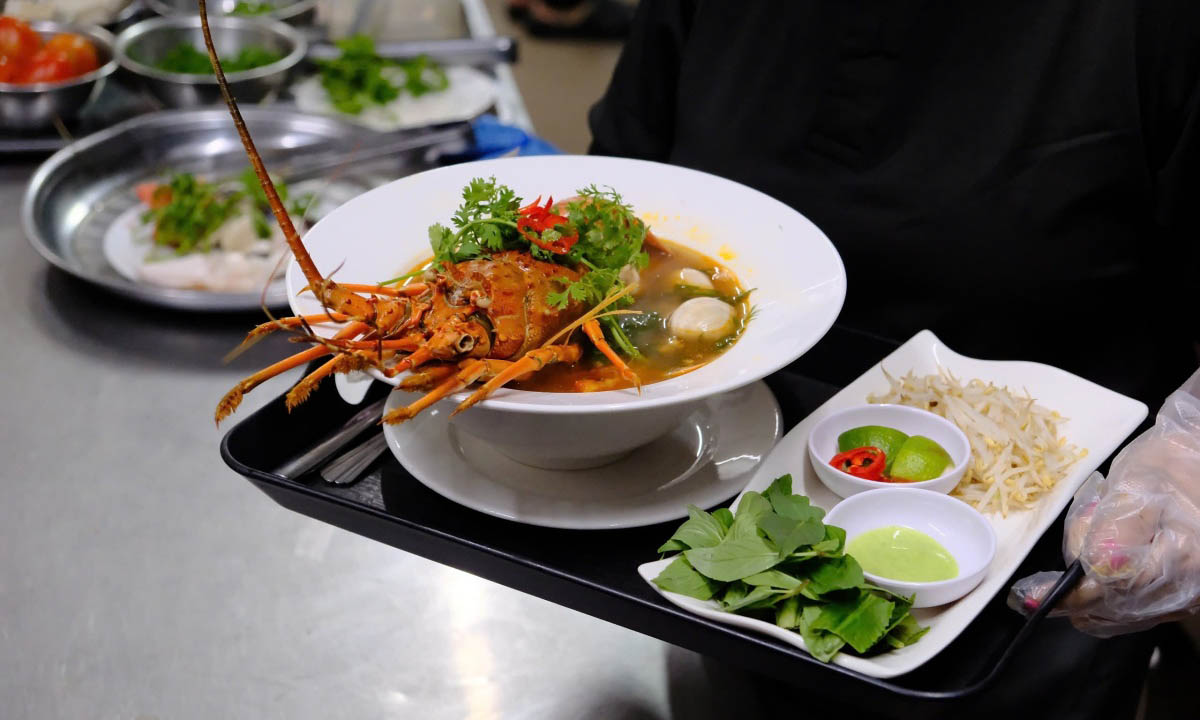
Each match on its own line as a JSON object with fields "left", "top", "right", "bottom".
{"left": 316, "top": 35, "right": 448, "bottom": 114}
{"left": 652, "top": 556, "right": 721, "bottom": 601}
{"left": 811, "top": 591, "right": 894, "bottom": 654}
{"left": 230, "top": 1, "right": 274, "bottom": 16}
{"left": 155, "top": 43, "right": 282, "bottom": 74}
{"left": 758, "top": 511, "right": 826, "bottom": 557}
{"left": 656, "top": 505, "right": 728, "bottom": 552}
{"left": 141, "top": 173, "right": 242, "bottom": 255}
{"left": 806, "top": 555, "right": 866, "bottom": 596}
{"left": 650, "top": 475, "right": 926, "bottom": 663}
{"left": 684, "top": 534, "right": 781, "bottom": 583}
{"left": 428, "top": 177, "right": 521, "bottom": 266}
{"left": 798, "top": 606, "right": 847, "bottom": 663}
{"left": 742, "top": 569, "right": 804, "bottom": 590}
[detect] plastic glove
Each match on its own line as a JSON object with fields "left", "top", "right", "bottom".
{"left": 1008, "top": 367, "right": 1200, "bottom": 637}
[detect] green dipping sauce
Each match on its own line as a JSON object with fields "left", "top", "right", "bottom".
{"left": 847, "top": 526, "right": 959, "bottom": 582}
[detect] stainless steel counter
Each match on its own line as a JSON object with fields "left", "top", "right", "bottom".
{"left": 0, "top": 158, "right": 768, "bottom": 717}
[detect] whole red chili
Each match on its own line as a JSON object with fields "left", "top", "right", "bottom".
{"left": 517, "top": 195, "right": 579, "bottom": 254}
{"left": 829, "top": 446, "right": 887, "bottom": 481}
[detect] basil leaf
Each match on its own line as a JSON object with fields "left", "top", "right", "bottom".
{"left": 811, "top": 592, "right": 895, "bottom": 654}
{"left": 657, "top": 539, "right": 687, "bottom": 554}
{"left": 728, "top": 492, "right": 772, "bottom": 540}
{"left": 658, "top": 505, "right": 727, "bottom": 553}
{"left": 722, "top": 585, "right": 783, "bottom": 612}
{"left": 758, "top": 511, "right": 826, "bottom": 557}
{"left": 811, "top": 525, "right": 847, "bottom": 556}
{"left": 775, "top": 596, "right": 803, "bottom": 629}
{"left": 742, "top": 569, "right": 803, "bottom": 590}
{"left": 806, "top": 555, "right": 866, "bottom": 596}
{"left": 684, "top": 534, "right": 781, "bottom": 582}
{"left": 712, "top": 508, "right": 734, "bottom": 532}
{"left": 884, "top": 614, "right": 930, "bottom": 649}
{"left": 652, "top": 556, "right": 722, "bottom": 601}
{"left": 798, "top": 606, "right": 846, "bottom": 663}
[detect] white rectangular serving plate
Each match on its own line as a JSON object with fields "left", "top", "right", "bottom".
{"left": 638, "top": 329, "right": 1148, "bottom": 678}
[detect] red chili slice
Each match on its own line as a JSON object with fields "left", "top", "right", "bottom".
{"left": 829, "top": 446, "right": 887, "bottom": 481}
{"left": 517, "top": 195, "right": 579, "bottom": 254}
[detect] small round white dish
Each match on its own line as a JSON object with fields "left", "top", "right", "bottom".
{"left": 825, "top": 487, "right": 996, "bottom": 608}
{"left": 807, "top": 404, "right": 970, "bottom": 498}
{"left": 292, "top": 66, "right": 498, "bottom": 132}
{"left": 382, "top": 380, "right": 781, "bottom": 530}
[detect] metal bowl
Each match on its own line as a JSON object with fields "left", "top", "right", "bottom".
{"left": 0, "top": 21, "right": 118, "bottom": 131}
{"left": 113, "top": 15, "right": 306, "bottom": 108}
{"left": 145, "top": 0, "right": 319, "bottom": 26}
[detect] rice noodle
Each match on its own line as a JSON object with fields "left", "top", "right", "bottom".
{"left": 867, "top": 367, "right": 1087, "bottom": 515}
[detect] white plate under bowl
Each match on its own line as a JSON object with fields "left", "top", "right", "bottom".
{"left": 639, "top": 329, "right": 1147, "bottom": 678}
{"left": 381, "top": 380, "right": 781, "bottom": 530}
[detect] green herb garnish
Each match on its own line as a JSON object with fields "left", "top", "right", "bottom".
{"left": 154, "top": 43, "right": 283, "bottom": 74}
{"left": 141, "top": 173, "right": 243, "bottom": 254}
{"left": 316, "top": 35, "right": 448, "bottom": 115}
{"left": 230, "top": 1, "right": 275, "bottom": 16}
{"left": 652, "top": 475, "right": 928, "bottom": 663}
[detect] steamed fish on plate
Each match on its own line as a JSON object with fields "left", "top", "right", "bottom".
{"left": 291, "top": 34, "right": 497, "bottom": 132}
{"left": 129, "top": 170, "right": 310, "bottom": 293}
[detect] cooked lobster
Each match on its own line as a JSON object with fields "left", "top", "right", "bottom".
{"left": 200, "top": 1, "right": 638, "bottom": 427}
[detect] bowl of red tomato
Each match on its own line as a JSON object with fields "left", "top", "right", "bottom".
{"left": 0, "top": 16, "right": 117, "bottom": 130}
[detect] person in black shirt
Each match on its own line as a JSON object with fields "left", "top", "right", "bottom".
{"left": 589, "top": 0, "right": 1199, "bottom": 409}
{"left": 587, "top": 2, "right": 1199, "bottom": 718}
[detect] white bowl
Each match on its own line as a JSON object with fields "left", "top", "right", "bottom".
{"left": 287, "top": 155, "right": 847, "bottom": 468}
{"left": 825, "top": 488, "right": 996, "bottom": 608}
{"left": 807, "top": 404, "right": 970, "bottom": 498}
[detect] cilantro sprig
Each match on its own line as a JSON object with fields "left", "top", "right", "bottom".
{"left": 652, "top": 475, "right": 928, "bottom": 663}
{"left": 317, "top": 35, "right": 448, "bottom": 115}
{"left": 423, "top": 178, "right": 650, "bottom": 357}
{"left": 142, "top": 173, "right": 243, "bottom": 254}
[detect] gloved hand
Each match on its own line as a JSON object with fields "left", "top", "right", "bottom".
{"left": 1008, "top": 367, "right": 1200, "bottom": 637}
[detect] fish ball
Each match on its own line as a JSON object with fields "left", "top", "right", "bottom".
{"left": 676, "top": 267, "right": 714, "bottom": 289}
{"left": 668, "top": 297, "right": 735, "bottom": 342}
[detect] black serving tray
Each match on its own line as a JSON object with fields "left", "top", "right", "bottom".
{"left": 220, "top": 325, "right": 1082, "bottom": 704}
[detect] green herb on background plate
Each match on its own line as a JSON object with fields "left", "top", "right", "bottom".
{"left": 316, "top": 34, "right": 448, "bottom": 115}
{"left": 651, "top": 475, "right": 928, "bottom": 662}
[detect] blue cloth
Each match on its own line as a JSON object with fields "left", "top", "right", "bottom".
{"left": 462, "top": 114, "right": 562, "bottom": 159}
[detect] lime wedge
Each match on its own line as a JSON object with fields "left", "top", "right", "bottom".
{"left": 889, "top": 435, "right": 953, "bottom": 482}
{"left": 837, "top": 425, "right": 909, "bottom": 473}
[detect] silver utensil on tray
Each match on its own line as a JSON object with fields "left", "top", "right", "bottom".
{"left": 114, "top": 15, "right": 307, "bottom": 108}
{"left": 321, "top": 432, "right": 389, "bottom": 486}
{"left": 274, "top": 397, "right": 386, "bottom": 480}
{"left": 0, "top": 21, "right": 119, "bottom": 131}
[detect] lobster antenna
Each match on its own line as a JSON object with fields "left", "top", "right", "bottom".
{"left": 196, "top": 0, "right": 324, "bottom": 290}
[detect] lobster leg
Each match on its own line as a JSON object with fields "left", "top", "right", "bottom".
{"left": 582, "top": 319, "right": 640, "bottom": 389}
{"left": 382, "top": 360, "right": 490, "bottom": 425}
{"left": 215, "top": 321, "right": 368, "bottom": 424}
{"left": 452, "top": 345, "right": 583, "bottom": 416}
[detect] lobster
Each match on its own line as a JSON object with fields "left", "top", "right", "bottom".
{"left": 200, "top": 1, "right": 637, "bottom": 427}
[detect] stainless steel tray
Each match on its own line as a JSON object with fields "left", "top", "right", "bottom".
{"left": 21, "top": 107, "right": 468, "bottom": 312}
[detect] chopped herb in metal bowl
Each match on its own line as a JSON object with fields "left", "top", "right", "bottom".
{"left": 154, "top": 42, "right": 283, "bottom": 74}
